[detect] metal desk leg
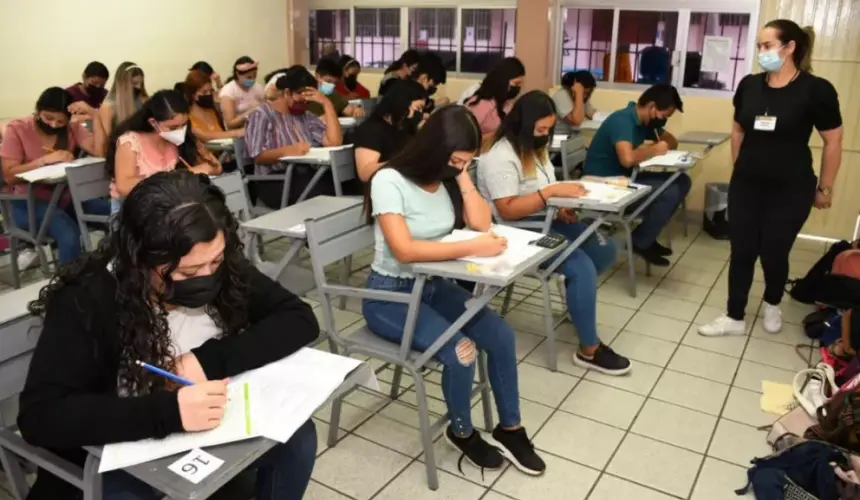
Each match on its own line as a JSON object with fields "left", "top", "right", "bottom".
{"left": 82, "top": 453, "right": 103, "bottom": 500}
{"left": 295, "top": 166, "right": 331, "bottom": 204}
{"left": 32, "top": 183, "right": 66, "bottom": 275}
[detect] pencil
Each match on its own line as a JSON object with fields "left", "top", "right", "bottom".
{"left": 136, "top": 360, "right": 194, "bottom": 386}
{"left": 178, "top": 156, "right": 193, "bottom": 170}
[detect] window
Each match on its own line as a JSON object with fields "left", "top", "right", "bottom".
{"left": 683, "top": 13, "right": 751, "bottom": 91}
{"left": 309, "top": 10, "right": 351, "bottom": 64}
{"left": 354, "top": 8, "right": 402, "bottom": 69}
{"left": 460, "top": 9, "right": 516, "bottom": 73}
{"left": 561, "top": 9, "right": 613, "bottom": 81}
{"left": 408, "top": 8, "right": 457, "bottom": 71}
{"left": 617, "top": 10, "right": 679, "bottom": 84}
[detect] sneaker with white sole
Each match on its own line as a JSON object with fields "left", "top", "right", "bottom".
{"left": 15, "top": 248, "right": 38, "bottom": 270}
{"left": 762, "top": 303, "right": 783, "bottom": 333}
{"left": 698, "top": 314, "right": 746, "bottom": 337}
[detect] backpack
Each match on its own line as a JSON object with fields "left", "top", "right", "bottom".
{"left": 788, "top": 240, "right": 852, "bottom": 304}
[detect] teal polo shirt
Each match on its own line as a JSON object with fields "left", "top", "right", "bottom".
{"left": 584, "top": 102, "right": 664, "bottom": 177}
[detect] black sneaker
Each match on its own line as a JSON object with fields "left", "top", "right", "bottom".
{"left": 632, "top": 245, "right": 671, "bottom": 267}
{"left": 490, "top": 426, "right": 546, "bottom": 476}
{"left": 444, "top": 426, "right": 504, "bottom": 476}
{"left": 650, "top": 241, "right": 673, "bottom": 257}
{"left": 573, "top": 343, "right": 632, "bottom": 375}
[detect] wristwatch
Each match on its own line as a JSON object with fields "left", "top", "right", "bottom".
{"left": 818, "top": 186, "right": 833, "bottom": 196}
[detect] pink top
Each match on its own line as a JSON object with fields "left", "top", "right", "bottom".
{"left": 466, "top": 97, "right": 514, "bottom": 135}
{"left": 109, "top": 131, "right": 178, "bottom": 199}
{"left": 0, "top": 116, "right": 91, "bottom": 198}
{"left": 219, "top": 80, "right": 266, "bottom": 116}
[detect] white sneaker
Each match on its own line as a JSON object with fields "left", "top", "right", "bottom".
{"left": 15, "top": 248, "right": 38, "bottom": 270}
{"left": 698, "top": 314, "right": 747, "bottom": 337}
{"left": 762, "top": 303, "right": 783, "bottom": 333}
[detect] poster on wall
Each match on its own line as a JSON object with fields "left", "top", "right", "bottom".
{"left": 701, "top": 36, "right": 733, "bottom": 73}
{"left": 464, "top": 27, "right": 475, "bottom": 46}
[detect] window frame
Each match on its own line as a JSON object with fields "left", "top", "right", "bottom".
{"left": 554, "top": 0, "right": 760, "bottom": 98}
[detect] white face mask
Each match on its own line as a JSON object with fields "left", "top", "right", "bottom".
{"left": 159, "top": 125, "right": 187, "bottom": 146}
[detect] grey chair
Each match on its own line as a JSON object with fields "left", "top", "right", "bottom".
{"left": 66, "top": 161, "right": 110, "bottom": 252}
{"left": 559, "top": 136, "right": 587, "bottom": 181}
{"left": 210, "top": 171, "right": 252, "bottom": 222}
{"left": 360, "top": 98, "right": 378, "bottom": 116}
{"left": 304, "top": 203, "right": 493, "bottom": 491}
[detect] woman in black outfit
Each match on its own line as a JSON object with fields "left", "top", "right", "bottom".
{"left": 699, "top": 19, "right": 843, "bottom": 338}
{"left": 18, "top": 171, "right": 320, "bottom": 500}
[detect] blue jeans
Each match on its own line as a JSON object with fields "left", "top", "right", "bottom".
{"left": 630, "top": 172, "right": 692, "bottom": 248}
{"left": 362, "top": 272, "right": 521, "bottom": 437}
{"left": 102, "top": 420, "right": 317, "bottom": 500}
{"left": 532, "top": 219, "right": 617, "bottom": 348}
{"left": 10, "top": 198, "right": 111, "bottom": 265}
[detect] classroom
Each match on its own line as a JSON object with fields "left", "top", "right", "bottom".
{"left": 0, "top": 0, "right": 858, "bottom": 498}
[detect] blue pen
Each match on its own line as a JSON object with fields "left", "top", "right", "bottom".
{"left": 136, "top": 360, "right": 194, "bottom": 386}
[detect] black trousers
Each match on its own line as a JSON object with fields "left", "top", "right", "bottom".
{"left": 726, "top": 173, "right": 816, "bottom": 319}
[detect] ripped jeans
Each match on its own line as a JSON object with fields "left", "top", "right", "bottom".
{"left": 362, "top": 271, "right": 521, "bottom": 437}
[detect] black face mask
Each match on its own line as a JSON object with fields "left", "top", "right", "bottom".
{"left": 402, "top": 112, "right": 422, "bottom": 133}
{"left": 651, "top": 118, "right": 668, "bottom": 129}
{"left": 426, "top": 85, "right": 438, "bottom": 96}
{"left": 85, "top": 84, "right": 102, "bottom": 95}
{"left": 133, "top": 87, "right": 143, "bottom": 98}
{"left": 507, "top": 85, "right": 521, "bottom": 99}
{"left": 164, "top": 264, "right": 225, "bottom": 308}
{"left": 36, "top": 119, "right": 66, "bottom": 136}
{"left": 439, "top": 165, "right": 461, "bottom": 181}
{"left": 343, "top": 75, "right": 358, "bottom": 90}
{"left": 533, "top": 134, "right": 550, "bottom": 149}
{"left": 196, "top": 94, "right": 215, "bottom": 109}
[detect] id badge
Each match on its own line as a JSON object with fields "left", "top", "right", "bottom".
{"left": 754, "top": 115, "right": 777, "bottom": 131}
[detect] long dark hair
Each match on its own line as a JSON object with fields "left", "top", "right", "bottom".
{"left": 493, "top": 90, "right": 557, "bottom": 177}
{"left": 184, "top": 70, "right": 225, "bottom": 128}
{"left": 35, "top": 87, "right": 75, "bottom": 151}
{"left": 364, "top": 105, "right": 481, "bottom": 229}
{"left": 469, "top": 57, "right": 526, "bottom": 121}
{"left": 225, "top": 56, "right": 257, "bottom": 84}
{"left": 29, "top": 171, "right": 250, "bottom": 395}
{"left": 765, "top": 19, "right": 815, "bottom": 73}
{"left": 370, "top": 79, "right": 427, "bottom": 127}
{"left": 105, "top": 90, "right": 199, "bottom": 178}
{"left": 385, "top": 49, "right": 422, "bottom": 73}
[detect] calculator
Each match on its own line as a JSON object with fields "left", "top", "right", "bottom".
{"left": 529, "top": 232, "right": 567, "bottom": 249}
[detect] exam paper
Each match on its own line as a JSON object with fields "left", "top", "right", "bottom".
{"left": 280, "top": 146, "right": 352, "bottom": 162}
{"left": 16, "top": 157, "right": 104, "bottom": 183}
{"left": 576, "top": 181, "right": 637, "bottom": 203}
{"left": 338, "top": 117, "right": 357, "bottom": 126}
{"left": 440, "top": 225, "right": 543, "bottom": 268}
{"left": 639, "top": 150, "right": 694, "bottom": 168}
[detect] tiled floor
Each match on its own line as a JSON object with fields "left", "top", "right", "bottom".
{"left": 0, "top": 221, "right": 826, "bottom": 500}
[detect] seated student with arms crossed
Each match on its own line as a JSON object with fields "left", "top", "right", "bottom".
{"left": 306, "top": 59, "right": 365, "bottom": 119}
{"left": 0, "top": 87, "right": 111, "bottom": 265}
{"left": 552, "top": 70, "right": 599, "bottom": 135}
{"left": 18, "top": 171, "right": 319, "bottom": 500}
{"left": 363, "top": 104, "right": 546, "bottom": 476}
{"left": 583, "top": 84, "right": 690, "bottom": 267}
{"left": 245, "top": 66, "right": 342, "bottom": 209}
{"left": 107, "top": 89, "right": 222, "bottom": 213}
{"left": 65, "top": 61, "right": 110, "bottom": 122}
{"left": 477, "top": 91, "right": 631, "bottom": 374}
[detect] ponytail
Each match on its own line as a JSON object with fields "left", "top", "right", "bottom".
{"left": 765, "top": 19, "right": 815, "bottom": 73}
{"left": 799, "top": 26, "right": 815, "bottom": 73}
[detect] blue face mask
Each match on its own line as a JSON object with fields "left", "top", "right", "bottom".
{"left": 241, "top": 79, "right": 256, "bottom": 89}
{"left": 758, "top": 49, "right": 785, "bottom": 72}
{"left": 319, "top": 81, "right": 336, "bottom": 95}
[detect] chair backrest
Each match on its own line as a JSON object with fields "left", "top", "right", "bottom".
{"left": 210, "top": 172, "right": 252, "bottom": 221}
{"left": 65, "top": 161, "right": 110, "bottom": 252}
{"left": 232, "top": 136, "right": 250, "bottom": 168}
{"left": 329, "top": 146, "right": 357, "bottom": 187}
{"left": 560, "top": 135, "right": 587, "bottom": 180}
{"left": 361, "top": 98, "right": 377, "bottom": 115}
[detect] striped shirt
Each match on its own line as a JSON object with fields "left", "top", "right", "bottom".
{"left": 244, "top": 103, "right": 327, "bottom": 174}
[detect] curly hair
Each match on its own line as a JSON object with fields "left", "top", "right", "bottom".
{"left": 29, "top": 170, "right": 250, "bottom": 395}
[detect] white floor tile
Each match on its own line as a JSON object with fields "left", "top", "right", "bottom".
{"left": 515, "top": 362, "right": 580, "bottom": 407}
{"left": 589, "top": 474, "right": 677, "bottom": 500}
{"left": 372, "top": 462, "right": 486, "bottom": 500}
{"left": 742, "top": 337, "right": 810, "bottom": 371}
{"left": 666, "top": 265, "right": 721, "bottom": 287}
{"left": 631, "top": 399, "right": 717, "bottom": 453}
{"left": 668, "top": 346, "right": 740, "bottom": 385}
{"left": 594, "top": 300, "right": 638, "bottom": 327}
{"left": 560, "top": 379, "right": 645, "bottom": 430}
{"left": 533, "top": 411, "right": 625, "bottom": 469}
{"left": 681, "top": 324, "right": 749, "bottom": 358}
{"left": 514, "top": 331, "right": 546, "bottom": 361}
{"left": 354, "top": 414, "right": 427, "bottom": 458}
{"left": 707, "top": 419, "right": 772, "bottom": 467}
{"left": 312, "top": 435, "right": 411, "bottom": 500}
{"left": 675, "top": 254, "right": 727, "bottom": 273}
{"left": 624, "top": 311, "right": 690, "bottom": 342}
{"left": 493, "top": 453, "right": 599, "bottom": 500}
{"left": 732, "top": 360, "right": 796, "bottom": 393}
{"left": 607, "top": 433, "right": 703, "bottom": 498}
{"left": 651, "top": 370, "right": 730, "bottom": 416}
{"left": 721, "top": 387, "right": 778, "bottom": 428}
{"left": 749, "top": 320, "right": 809, "bottom": 347}
{"left": 652, "top": 279, "right": 711, "bottom": 304}
{"left": 521, "top": 340, "right": 587, "bottom": 378}
{"left": 315, "top": 401, "right": 375, "bottom": 431}
{"left": 641, "top": 295, "right": 702, "bottom": 322}
{"left": 304, "top": 481, "right": 353, "bottom": 500}
{"left": 690, "top": 458, "right": 753, "bottom": 499}
{"left": 585, "top": 360, "right": 663, "bottom": 396}
{"left": 610, "top": 331, "right": 678, "bottom": 367}
{"left": 470, "top": 398, "right": 555, "bottom": 434}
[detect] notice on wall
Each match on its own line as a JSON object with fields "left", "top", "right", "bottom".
{"left": 701, "top": 36, "right": 733, "bottom": 73}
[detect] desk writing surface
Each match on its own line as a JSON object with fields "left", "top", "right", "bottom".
{"left": 0, "top": 279, "right": 49, "bottom": 325}
{"left": 411, "top": 244, "right": 562, "bottom": 289}
{"left": 16, "top": 157, "right": 105, "bottom": 183}
{"left": 546, "top": 183, "right": 652, "bottom": 213}
{"left": 241, "top": 195, "right": 362, "bottom": 236}
{"left": 677, "top": 131, "right": 730, "bottom": 146}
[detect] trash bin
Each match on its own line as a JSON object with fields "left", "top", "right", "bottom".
{"left": 703, "top": 182, "right": 730, "bottom": 240}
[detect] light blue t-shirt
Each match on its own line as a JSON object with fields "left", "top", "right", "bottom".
{"left": 370, "top": 168, "right": 455, "bottom": 278}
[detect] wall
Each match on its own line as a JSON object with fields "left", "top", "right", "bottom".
{"left": 0, "top": 0, "right": 291, "bottom": 119}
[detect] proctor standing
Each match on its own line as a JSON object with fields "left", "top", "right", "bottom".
{"left": 699, "top": 19, "right": 843, "bottom": 337}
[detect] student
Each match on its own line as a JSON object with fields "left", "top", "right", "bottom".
{"left": 0, "top": 87, "right": 110, "bottom": 265}
{"left": 306, "top": 59, "right": 364, "bottom": 118}
{"left": 465, "top": 57, "right": 526, "bottom": 146}
{"left": 335, "top": 56, "right": 371, "bottom": 99}
{"left": 699, "top": 20, "right": 843, "bottom": 337}
{"left": 408, "top": 53, "right": 451, "bottom": 112}
{"left": 353, "top": 79, "right": 427, "bottom": 182}
{"left": 263, "top": 67, "right": 291, "bottom": 101}
{"left": 477, "top": 91, "right": 630, "bottom": 374}
{"left": 18, "top": 170, "right": 319, "bottom": 500}
{"left": 320, "top": 41, "right": 341, "bottom": 63}
{"left": 95, "top": 62, "right": 148, "bottom": 156}
{"left": 363, "top": 104, "right": 545, "bottom": 475}
{"left": 106, "top": 90, "right": 222, "bottom": 213}
{"left": 190, "top": 61, "right": 223, "bottom": 92}
{"left": 219, "top": 56, "right": 265, "bottom": 130}
{"left": 552, "top": 70, "right": 598, "bottom": 134}
{"left": 583, "top": 84, "right": 689, "bottom": 266}
{"left": 245, "top": 66, "right": 342, "bottom": 209}
{"left": 378, "top": 49, "right": 422, "bottom": 95}
{"left": 184, "top": 70, "right": 243, "bottom": 173}
{"left": 65, "top": 61, "right": 110, "bottom": 121}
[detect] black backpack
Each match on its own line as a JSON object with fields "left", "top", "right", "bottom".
{"left": 787, "top": 240, "right": 852, "bottom": 304}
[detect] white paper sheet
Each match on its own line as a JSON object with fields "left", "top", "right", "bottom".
{"left": 16, "top": 156, "right": 104, "bottom": 183}
{"left": 440, "top": 225, "right": 543, "bottom": 268}
{"left": 576, "top": 181, "right": 637, "bottom": 203}
{"left": 701, "top": 36, "right": 733, "bottom": 73}
{"left": 98, "top": 349, "right": 377, "bottom": 472}
{"left": 206, "top": 138, "right": 234, "bottom": 146}
{"left": 338, "top": 117, "right": 357, "bottom": 126}
{"left": 638, "top": 150, "right": 694, "bottom": 168}
{"left": 279, "top": 146, "right": 352, "bottom": 162}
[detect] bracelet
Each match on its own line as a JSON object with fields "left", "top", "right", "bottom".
{"left": 537, "top": 188, "right": 547, "bottom": 206}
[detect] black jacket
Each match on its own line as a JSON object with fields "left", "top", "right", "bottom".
{"left": 17, "top": 261, "right": 319, "bottom": 499}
